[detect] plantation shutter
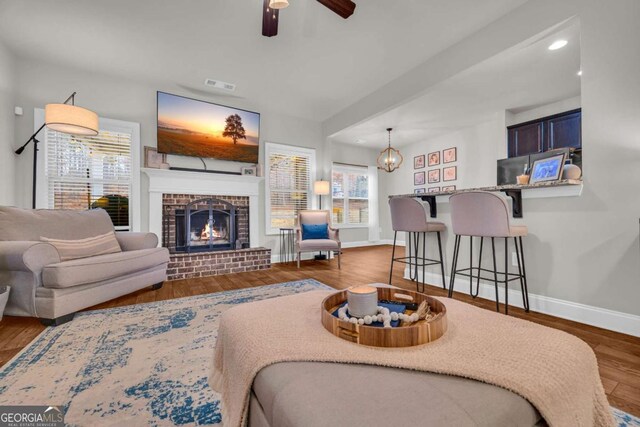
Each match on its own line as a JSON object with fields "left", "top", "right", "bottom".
{"left": 266, "top": 143, "right": 315, "bottom": 232}
{"left": 44, "top": 126, "right": 133, "bottom": 229}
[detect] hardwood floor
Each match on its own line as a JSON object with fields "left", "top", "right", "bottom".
{"left": 1, "top": 245, "right": 638, "bottom": 416}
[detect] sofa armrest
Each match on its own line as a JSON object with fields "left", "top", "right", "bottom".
{"left": 0, "top": 241, "right": 61, "bottom": 273}
{"left": 115, "top": 232, "right": 159, "bottom": 251}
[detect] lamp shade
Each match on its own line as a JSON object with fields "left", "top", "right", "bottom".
{"left": 269, "top": 0, "right": 289, "bottom": 9}
{"left": 45, "top": 103, "right": 99, "bottom": 136}
{"left": 314, "top": 180, "right": 331, "bottom": 195}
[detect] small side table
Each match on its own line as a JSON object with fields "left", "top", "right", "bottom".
{"left": 279, "top": 228, "right": 295, "bottom": 263}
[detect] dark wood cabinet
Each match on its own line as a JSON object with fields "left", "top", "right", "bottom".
{"left": 507, "top": 122, "right": 543, "bottom": 157}
{"left": 507, "top": 109, "right": 581, "bottom": 157}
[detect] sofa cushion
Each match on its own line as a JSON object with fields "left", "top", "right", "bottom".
{"left": 41, "top": 231, "right": 121, "bottom": 261}
{"left": 42, "top": 247, "right": 169, "bottom": 289}
{"left": 298, "top": 239, "right": 339, "bottom": 251}
{"left": 0, "top": 207, "right": 115, "bottom": 241}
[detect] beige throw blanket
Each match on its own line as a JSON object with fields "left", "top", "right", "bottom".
{"left": 210, "top": 290, "right": 613, "bottom": 427}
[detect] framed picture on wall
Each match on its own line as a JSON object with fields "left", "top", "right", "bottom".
{"left": 428, "top": 169, "right": 440, "bottom": 183}
{"left": 443, "top": 166, "right": 457, "bottom": 181}
{"left": 414, "top": 187, "right": 426, "bottom": 194}
{"left": 428, "top": 187, "right": 441, "bottom": 193}
{"left": 144, "top": 146, "right": 167, "bottom": 169}
{"left": 414, "top": 171, "right": 425, "bottom": 186}
{"left": 428, "top": 151, "right": 440, "bottom": 166}
{"left": 443, "top": 147, "right": 457, "bottom": 163}
{"left": 442, "top": 185, "right": 457, "bottom": 191}
{"left": 414, "top": 154, "right": 425, "bottom": 169}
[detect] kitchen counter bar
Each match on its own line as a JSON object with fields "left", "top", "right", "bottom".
{"left": 390, "top": 179, "right": 583, "bottom": 218}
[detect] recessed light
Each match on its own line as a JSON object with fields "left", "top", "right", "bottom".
{"left": 548, "top": 40, "right": 568, "bottom": 50}
{"left": 355, "top": 139, "right": 366, "bottom": 144}
{"left": 577, "top": 70, "right": 582, "bottom": 76}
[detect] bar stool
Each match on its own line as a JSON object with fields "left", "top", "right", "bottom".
{"left": 447, "top": 191, "right": 530, "bottom": 314}
{"left": 388, "top": 197, "right": 447, "bottom": 292}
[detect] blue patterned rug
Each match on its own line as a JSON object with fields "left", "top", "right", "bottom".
{"left": 0, "top": 279, "right": 637, "bottom": 426}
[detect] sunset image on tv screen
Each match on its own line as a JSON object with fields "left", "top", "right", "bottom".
{"left": 157, "top": 92, "right": 260, "bottom": 163}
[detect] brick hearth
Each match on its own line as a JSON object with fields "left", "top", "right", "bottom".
{"left": 166, "top": 247, "right": 271, "bottom": 281}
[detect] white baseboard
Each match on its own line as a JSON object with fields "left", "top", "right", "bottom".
{"left": 271, "top": 240, "right": 404, "bottom": 264}
{"left": 405, "top": 269, "right": 640, "bottom": 337}
{"left": 342, "top": 240, "right": 405, "bottom": 249}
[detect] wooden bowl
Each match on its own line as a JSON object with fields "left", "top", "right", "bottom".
{"left": 321, "top": 287, "right": 447, "bottom": 347}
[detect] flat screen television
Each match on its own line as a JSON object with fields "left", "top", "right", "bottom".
{"left": 157, "top": 91, "right": 260, "bottom": 163}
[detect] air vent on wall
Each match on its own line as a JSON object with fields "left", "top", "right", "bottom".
{"left": 204, "top": 79, "right": 236, "bottom": 92}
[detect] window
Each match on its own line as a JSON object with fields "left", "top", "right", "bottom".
{"left": 332, "top": 164, "right": 369, "bottom": 227}
{"left": 265, "top": 143, "right": 315, "bottom": 233}
{"left": 36, "top": 109, "right": 140, "bottom": 231}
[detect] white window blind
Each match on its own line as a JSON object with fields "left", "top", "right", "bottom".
{"left": 332, "top": 164, "right": 369, "bottom": 227}
{"left": 44, "top": 126, "right": 133, "bottom": 229}
{"left": 266, "top": 143, "right": 315, "bottom": 233}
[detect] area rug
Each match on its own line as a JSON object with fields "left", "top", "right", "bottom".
{"left": 0, "top": 279, "right": 637, "bottom": 426}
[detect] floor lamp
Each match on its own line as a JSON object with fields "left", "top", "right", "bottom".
{"left": 313, "top": 179, "right": 331, "bottom": 259}
{"left": 14, "top": 92, "right": 99, "bottom": 208}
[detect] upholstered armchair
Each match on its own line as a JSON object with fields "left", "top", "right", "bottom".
{"left": 295, "top": 210, "right": 341, "bottom": 269}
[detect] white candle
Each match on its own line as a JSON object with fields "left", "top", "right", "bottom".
{"left": 347, "top": 286, "right": 378, "bottom": 318}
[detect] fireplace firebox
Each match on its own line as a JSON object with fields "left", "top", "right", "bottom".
{"left": 174, "top": 198, "right": 237, "bottom": 253}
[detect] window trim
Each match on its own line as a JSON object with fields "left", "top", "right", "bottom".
{"left": 34, "top": 108, "right": 141, "bottom": 232}
{"left": 264, "top": 142, "right": 316, "bottom": 235}
{"left": 331, "top": 163, "right": 370, "bottom": 229}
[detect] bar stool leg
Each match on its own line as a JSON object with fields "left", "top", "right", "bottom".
{"left": 389, "top": 231, "right": 397, "bottom": 285}
{"left": 504, "top": 237, "right": 509, "bottom": 315}
{"left": 472, "top": 237, "right": 483, "bottom": 298}
{"left": 408, "top": 232, "right": 416, "bottom": 281}
{"left": 491, "top": 237, "right": 500, "bottom": 312}
{"left": 419, "top": 232, "right": 426, "bottom": 293}
{"left": 448, "top": 235, "right": 461, "bottom": 298}
{"left": 516, "top": 236, "right": 530, "bottom": 312}
{"left": 468, "top": 236, "right": 474, "bottom": 297}
{"left": 436, "top": 231, "right": 446, "bottom": 290}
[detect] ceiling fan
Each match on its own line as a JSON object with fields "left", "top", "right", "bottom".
{"left": 262, "top": 0, "right": 356, "bottom": 37}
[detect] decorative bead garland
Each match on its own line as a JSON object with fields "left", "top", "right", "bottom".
{"left": 338, "top": 304, "right": 419, "bottom": 328}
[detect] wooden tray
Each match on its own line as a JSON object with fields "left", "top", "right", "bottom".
{"left": 321, "top": 287, "right": 447, "bottom": 347}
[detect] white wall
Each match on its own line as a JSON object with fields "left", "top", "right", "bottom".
{"left": 379, "top": 114, "right": 506, "bottom": 241}
{"left": 330, "top": 0, "right": 640, "bottom": 322}
{"left": 10, "top": 58, "right": 335, "bottom": 258}
{"left": 0, "top": 40, "right": 15, "bottom": 205}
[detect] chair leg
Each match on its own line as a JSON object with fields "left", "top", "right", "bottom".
{"left": 297, "top": 252, "right": 300, "bottom": 268}
{"left": 504, "top": 237, "right": 509, "bottom": 315}
{"left": 436, "top": 231, "right": 446, "bottom": 290}
{"left": 389, "top": 231, "right": 397, "bottom": 285}
{"left": 419, "top": 232, "right": 426, "bottom": 293}
{"left": 448, "top": 235, "right": 461, "bottom": 298}
{"left": 472, "top": 237, "right": 483, "bottom": 298}
{"left": 491, "top": 237, "right": 500, "bottom": 312}
{"left": 338, "top": 249, "right": 341, "bottom": 269}
{"left": 517, "top": 236, "right": 530, "bottom": 312}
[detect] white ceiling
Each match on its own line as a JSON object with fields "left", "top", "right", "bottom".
{"left": 0, "top": 0, "right": 529, "bottom": 120}
{"left": 330, "top": 21, "right": 581, "bottom": 148}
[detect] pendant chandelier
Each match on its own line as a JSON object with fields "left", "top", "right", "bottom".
{"left": 377, "top": 128, "right": 403, "bottom": 173}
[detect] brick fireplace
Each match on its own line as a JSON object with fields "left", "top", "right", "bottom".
{"left": 143, "top": 168, "right": 270, "bottom": 281}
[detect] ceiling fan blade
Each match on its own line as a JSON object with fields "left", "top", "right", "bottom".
{"left": 262, "top": 0, "right": 279, "bottom": 37}
{"left": 316, "top": 0, "right": 356, "bottom": 19}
